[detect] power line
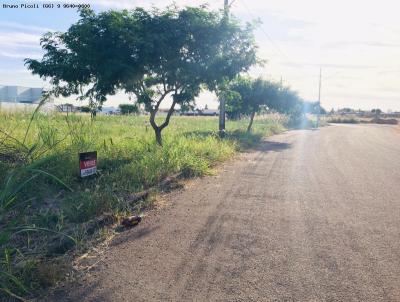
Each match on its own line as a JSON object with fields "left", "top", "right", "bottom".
{"left": 236, "top": 0, "right": 356, "bottom": 84}
{"left": 238, "top": 0, "right": 292, "bottom": 63}
{"left": 237, "top": 0, "right": 323, "bottom": 91}
{"left": 227, "top": 0, "right": 238, "bottom": 8}
{"left": 237, "top": 0, "right": 333, "bottom": 106}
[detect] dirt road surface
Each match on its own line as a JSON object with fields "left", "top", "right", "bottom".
{"left": 48, "top": 124, "right": 400, "bottom": 301}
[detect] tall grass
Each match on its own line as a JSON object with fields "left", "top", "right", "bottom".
{"left": 0, "top": 166, "right": 74, "bottom": 301}
{"left": 0, "top": 112, "right": 284, "bottom": 300}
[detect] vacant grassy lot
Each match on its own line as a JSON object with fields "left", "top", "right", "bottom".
{"left": 0, "top": 112, "right": 284, "bottom": 300}
{"left": 327, "top": 115, "right": 399, "bottom": 125}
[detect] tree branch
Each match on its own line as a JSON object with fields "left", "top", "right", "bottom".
{"left": 154, "top": 88, "right": 174, "bottom": 112}
{"left": 160, "top": 99, "right": 178, "bottom": 131}
{"left": 148, "top": 87, "right": 175, "bottom": 131}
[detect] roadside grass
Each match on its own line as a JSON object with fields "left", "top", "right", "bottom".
{"left": 327, "top": 116, "right": 360, "bottom": 124}
{"left": 0, "top": 112, "right": 284, "bottom": 300}
{"left": 327, "top": 115, "right": 399, "bottom": 125}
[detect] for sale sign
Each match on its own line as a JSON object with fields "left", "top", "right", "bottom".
{"left": 79, "top": 151, "right": 97, "bottom": 178}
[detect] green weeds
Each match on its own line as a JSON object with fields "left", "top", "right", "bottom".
{"left": 0, "top": 112, "right": 284, "bottom": 300}
{"left": 328, "top": 117, "right": 360, "bottom": 124}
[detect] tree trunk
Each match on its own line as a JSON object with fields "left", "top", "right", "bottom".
{"left": 91, "top": 110, "right": 97, "bottom": 121}
{"left": 149, "top": 111, "right": 163, "bottom": 146}
{"left": 247, "top": 111, "right": 256, "bottom": 133}
{"left": 154, "top": 127, "right": 163, "bottom": 146}
{"left": 149, "top": 99, "right": 177, "bottom": 146}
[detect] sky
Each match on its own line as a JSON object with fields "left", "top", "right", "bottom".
{"left": 0, "top": 0, "right": 399, "bottom": 111}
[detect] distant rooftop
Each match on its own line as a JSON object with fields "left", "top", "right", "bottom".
{"left": 0, "top": 85, "right": 43, "bottom": 104}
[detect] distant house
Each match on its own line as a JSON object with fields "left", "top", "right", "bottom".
{"left": 180, "top": 109, "right": 218, "bottom": 116}
{"left": 101, "top": 107, "right": 120, "bottom": 115}
{"left": 198, "top": 109, "right": 218, "bottom": 116}
{"left": 180, "top": 110, "right": 198, "bottom": 116}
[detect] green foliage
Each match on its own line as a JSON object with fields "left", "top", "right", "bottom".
{"left": 226, "top": 77, "right": 302, "bottom": 131}
{"left": 371, "top": 108, "right": 382, "bottom": 116}
{"left": 303, "top": 101, "right": 327, "bottom": 115}
{"left": 328, "top": 117, "right": 360, "bottom": 124}
{"left": 79, "top": 106, "right": 91, "bottom": 113}
{"left": 25, "top": 5, "right": 259, "bottom": 145}
{"left": 226, "top": 77, "right": 281, "bottom": 113}
{"left": 119, "top": 104, "right": 139, "bottom": 115}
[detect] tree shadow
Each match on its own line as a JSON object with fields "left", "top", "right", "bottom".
{"left": 43, "top": 280, "right": 103, "bottom": 302}
{"left": 111, "top": 225, "right": 161, "bottom": 248}
{"left": 254, "top": 141, "right": 292, "bottom": 152}
{"left": 41, "top": 224, "right": 162, "bottom": 301}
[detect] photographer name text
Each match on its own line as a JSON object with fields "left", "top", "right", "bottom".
{"left": 2, "top": 3, "right": 91, "bottom": 9}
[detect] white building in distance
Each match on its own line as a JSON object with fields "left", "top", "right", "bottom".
{"left": 0, "top": 85, "right": 57, "bottom": 112}
{"left": 0, "top": 85, "right": 43, "bottom": 103}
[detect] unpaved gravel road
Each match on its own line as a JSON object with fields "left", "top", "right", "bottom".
{"left": 48, "top": 124, "right": 400, "bottom": 301}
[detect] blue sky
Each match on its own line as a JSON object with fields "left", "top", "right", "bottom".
{"left": 1, "top": 0, "right": 400, "bottom": 111}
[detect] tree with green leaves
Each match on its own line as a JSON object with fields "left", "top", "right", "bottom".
{"left": 303, "top": 101, "right": 326, "bottom": 115}
{"left": 119, "top": 104, "right": 139, "bottom": 115}
{"left": 276, "top": 86, "right": 304, "bottom": 127}
{"left": 25, "top": 6, "right": 258, "bottom": 145}
{"left": 224, "top": 88, "right": 244, "bottom": 120}
{"left": 79, "top": 106, "right": 91, "bottom": 113}
{"left": 226, "top": 77, "right": 281, "bottom": 132}
{"left": 226, "top": 76, "right": 306, "bottom": 130}
{"left": 371, "top": 108, "right": 382, "bottom": 117}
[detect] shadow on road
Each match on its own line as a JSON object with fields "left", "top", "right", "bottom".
{"left": 47, "top": 280, "right": 103, "bottom": 302}
{"left": 257, "top": 141, "right": 292, "bottom": 152}
{"left": 42, "top": 226, "right": 162, "bottom": 301}
{"left": 111, "top": 225, "right": 161, "bottom": 248}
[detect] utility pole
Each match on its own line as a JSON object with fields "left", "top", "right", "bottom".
{"left": 317, "top": 67, "right": 322, "bottom": 128}
{"left": 219, "top": 0, "right": 229, "bottom": 137}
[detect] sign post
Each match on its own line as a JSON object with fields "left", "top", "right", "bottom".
{"left": 79, "top": 151, "right": 97, "bottom": 178}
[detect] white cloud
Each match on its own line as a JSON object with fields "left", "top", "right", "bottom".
{"left": 0, "top": 32, "right": 41, "bottom": 47}
{"left": 0, "top": 31, "right": 42, "bottom": 62}
{"left": 0, "top": 51, "right": 42, "bottom": 59}
{"left": 0, "top": 21, "right": 54, "bottom": 33}
{"left": 0, "top": 18, "right": 48, "bottom": 60}
{"left": 3, "top": 0, "right": 400, "bottom": 109}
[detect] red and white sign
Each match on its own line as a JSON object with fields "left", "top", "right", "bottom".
{"left": 79, "top": 151, "right": 97, "bottom": 177}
